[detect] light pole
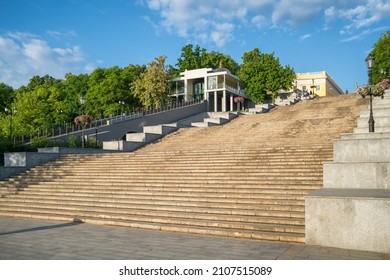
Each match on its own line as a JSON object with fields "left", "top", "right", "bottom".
{"left": 5, "top": 107, "right": 17, "bottom": 142}
{"left": 80, "top": 96, "right": 85, "bottom": 148}
{"left": 381, "top": 68, "right": 387, "bottom": 78}
{"left": 365, "top": 53, "right": 375, "bottom": 133}
{"left": 118, "top": 101, "right": 125, "bottom": 116}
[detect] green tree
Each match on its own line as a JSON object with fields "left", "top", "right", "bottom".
{"left": 238, "top": 48, "right": 295, "bottom": 103}
{"left": 132, "top": 56, "right": 170, "bottom": 108}
{"left": 0, "top": 83, "right": 15, "bottom": 113}
{"left": 62, "top": 73, "right": 90, "bottom": 122}
{"left": 86, "top": 65, "right": 142, "bottom": 118}
{"left": 175, "top": 44, "right": 240, "bottom": 75}
{"left": 371, "top": 30, "right": 390, "bottom": 84}
{"left": 10, "top": 87, "right": 53, "bottom": 136}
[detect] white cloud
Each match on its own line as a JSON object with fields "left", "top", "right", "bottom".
{"left": 0, "top": 32, "right": 86, "bottom": 88}
{"left": 326, "top": 0, "right": 390, "bottom": 34}
{"left": 142, "top": 0, "right": 390, "bottom": 47}
{"left": 300, "top": 34, "right": 312, "bottom": 41}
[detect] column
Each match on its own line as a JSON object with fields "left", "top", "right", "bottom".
{"left": 214, "top": 91, "right": 218, "bottom": 112}
{"left": 222, "top": 90, "right": 227, "bottom": 112}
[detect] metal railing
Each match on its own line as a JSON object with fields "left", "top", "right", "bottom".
{"left": 10, "top": 99, "right": 204, "bottom": 143}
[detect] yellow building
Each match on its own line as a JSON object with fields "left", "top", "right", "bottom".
{"left": 294, "top": 71, "right": 344, "bottom": 96}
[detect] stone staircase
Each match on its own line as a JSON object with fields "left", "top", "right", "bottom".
{"left": 103, "top": 112, "right": 237, "bottom": 151}
{"left": 0, "top": 94, "right": 368, "bottom": 243}
{"left": 306, "top": 89, "right": 390, "bottom": 253}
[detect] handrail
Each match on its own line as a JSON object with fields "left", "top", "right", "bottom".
{"left": 11, "top": 100, "right": 204, "bottom": 143}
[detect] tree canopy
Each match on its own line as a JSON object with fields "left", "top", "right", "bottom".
{"left": 371, "top": 30, "right": 390, "bottom": 84}
{"left": 175, "top": 44, "right": 239, "bottom": 75}
{"left": 132, "top": 56, "right": 170, "bottom": 108}
{"left": 238, "top": 48, "right": 295, "bottom": 103}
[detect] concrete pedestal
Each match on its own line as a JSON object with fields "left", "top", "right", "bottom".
{"left": 305, "top": 89, "right": 390, "bottom": 254}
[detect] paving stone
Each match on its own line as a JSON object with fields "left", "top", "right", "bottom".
{"left": 0, "top": 217, "right": 385, "bottom": 260}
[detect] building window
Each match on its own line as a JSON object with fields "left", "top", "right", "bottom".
{"left": 208, "top": 76, "right": 217, "bottom": 90}
{"left": 316, "top": 85, "right": 320, "bottom": 91}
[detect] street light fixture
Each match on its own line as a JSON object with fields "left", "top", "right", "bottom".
{"left": 79, "top": 96, "right": 85, "bottom": 148}
{"left": 80, "top": 96, "right": 85, "bottom": 115}
{"left": 381, "top": 68, "right": 387, "bottom": 77}
{"left": 5, "top": 107, "right": 17, "bottom": 142}
{"left": 118, "top": 101, "right": 125, "bottom": 116}
{"left": 365, "top": 53, "right": 375, "bottom": 133}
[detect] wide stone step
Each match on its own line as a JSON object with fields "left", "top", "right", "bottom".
{"left": 0, "top": 202, "right": 304, "bottom": 226}
{"left": 6, "top": 177, "right": 323, "bottom": 186}
{"left": 1, "top": 196, "right": 305, "bottom": 214}
{"left": 8, "top": 188, "right": 308, "bottom": 200}
{"left": 0, "top": 210, "right": 305, "bottom": 243}
{"left": 0, "top": 202, "right": 305, "bottom": 232}
{"left": 18, "top": 170, "right": 324, "bottom": 178}
{"left": 4, "top": 191, "right": 306, "bottom": 205}
{"left": 12, "top": 184, "right": 316, "bottom": 194}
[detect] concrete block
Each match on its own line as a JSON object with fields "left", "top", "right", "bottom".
{"left": 143, "top": 124, "right": 178, "bottom": 135}
{"left": 357, "top": 116, "right": 390, "bottom": 128}
{"left": 0, "top": 167, "right": 27, "bottom": 180}
{"left": 125, "top": 132, "right": 162, "bottom": 143}
{"left": 340, "top": 132, "right": 390, "bottom": 140}
{"left": 190, "top": 122, "right": 217, "bottom": 127}
{"left": 360, "top": 108, "right": 390, "bottom": 118}
{"left": 208, "top": 112, "right": 237, "bottom": 120}
{"left": 203, "top": 117, "right": 229, "bottom": 125}
{"left": 354, "top": 126, "right": 390, "bottom": 133}
{"left": 323, "top": 162, "right": 390, "bottom": 189}
{"left": 103, "top": 140, "right": 145, "bottom": 151}
{"left": 4, "top": 152, "right": 59, "bottom": 167}
{"left": 333, "top": 137, "right": 390, "bottom": 162}
{"left": 305, "top": 188, "right": 390, "bottom": 254}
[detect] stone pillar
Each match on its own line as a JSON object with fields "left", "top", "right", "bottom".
{"left": 214, "top": 91, "right": 218, "bottom": 112}
{"left": 222, "top": 90, "right": 227, "bottom": 112}
{"left": 305, "top": 89, "right": 390, "bottom": 254}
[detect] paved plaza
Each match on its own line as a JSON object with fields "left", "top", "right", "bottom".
{"left": 0, "top": 217, "right": 388, "bottom": 260}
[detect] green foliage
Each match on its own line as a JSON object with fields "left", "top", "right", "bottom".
{"left": 30, "top": 136, "right": 49, "bottom": 149}
{"left": 0, "top": 82, "right": 15, "bottom": 110}
{"left": 86, "top": 65, "right": 143, "bottom": 118}
{"left": 132, "top": 56, "right": 170, "bottom": 108}
{"left": 68, "top": 136, "right": 79, "bottom": 148}
{"left": 238, "top": 48, "right": 295, "bottom": 103}
{"left": 371, "top": 30, "right": 390, "bottom": 84}
{"left": 175, "top": 44, "right": 239, "bottom": 75}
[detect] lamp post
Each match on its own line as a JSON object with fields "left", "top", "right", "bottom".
{"left": 365, "top": 53, "right": 375, "bottom": 133}
{"left": 381, "top": 68, "right": 387, "bottom": 78}
{"left": 5, "top": 107, "right": 17, "bottom": 142}
{"left": 80, "top": 96, "right": 85, "bottom": 148}
{"left": 118, "top": 101, "right": 125, "bottom": 116}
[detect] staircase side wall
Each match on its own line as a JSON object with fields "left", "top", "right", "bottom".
{"left": 306, "top": 190, "right": 390, "bottom": 254}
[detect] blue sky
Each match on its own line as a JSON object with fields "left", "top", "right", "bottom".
{"left": 0, "top": 0, "right": 389, "bottom": 92}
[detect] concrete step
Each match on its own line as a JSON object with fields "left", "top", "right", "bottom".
{"left": 1, "top": 196, "right": 305, "bottom": 213}
{"left": 125, "top": 132, "right": 162, "bottom": 142}
{"left": 360, "top": 108, "right": 390, "bottom": 118}
{"left": 354, "top": 126, "right": 390, "bottom": 133}
{"left": 333, "top": 136, "right": 390, "bottom": 162}
{"left": 323, "top": 161, "right": 390, "bottom": 189}
{"left": 143, "top": 123, "right": 178, "bottom": 135}
{"left": 357, "top": 116, "right": 390, "bottom": 128}
{"left": 190, "top": 121, "right": 218, "bottom": 127}
{"left": 0, "top": 201, "right": 304, "bottom": 224}
{"left": 202, "top": 117, "right": 229, "bottom": 125}
{"left": 0, "top": 210, "right": 305, "bottom": 242}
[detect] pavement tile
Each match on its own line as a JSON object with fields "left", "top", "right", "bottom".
{"left": 0, "top": 217, "right": 386, "bottom": 260}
